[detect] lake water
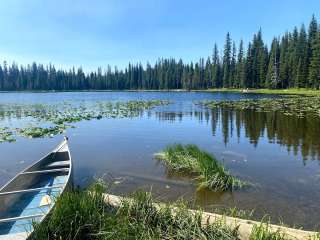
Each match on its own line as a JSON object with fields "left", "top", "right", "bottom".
{"left": 0, "top": 91, "right": 319, "bottom": 230}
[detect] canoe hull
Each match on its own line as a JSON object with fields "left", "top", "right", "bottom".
{"left": 0, "top": 138, "right": 73, "bottom": 239}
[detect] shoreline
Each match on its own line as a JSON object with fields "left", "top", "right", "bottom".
{"left": 0, "top": 88, "right": 319, "bottom": 95}
{"left": 104, "top": 193, "right": 318, "bottom": 240}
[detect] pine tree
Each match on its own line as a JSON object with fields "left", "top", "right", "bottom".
{"left": 204, "top": 57, "right": 211, "bottom": 88}
{"left": 294, "top": 24, "right": 308, "bottom": 87}
{"left": 287, "top": 27, "right": 299, "bottom": 87}
{"left": 308, "top": 32, "right": 320, "bottom": 89}
{"left": 235, "top": 40, "right": 245, "bottom": 88}
{"left": 222, "top": 33, "right": 232, "bottom": 88}
{"left": 266, "top": 38, "right": 280, "bottom": 88}
{"left": 0, "top": 15, "right": 319, "bottom": 91}
{"left": 250, "top": 29, "right": 267, "bottom": 88}
{"left": 279, "top": 33, "right": 290, "bottom": 88}
{"left": 229, "top": 42, "right": 237, "bottom": 87}
{"left": 307, "top": 15, "right": 318, "bottom": 87}
{"left": 245, "top": 43, "right": 253, "bottom": 88}
{"left": 212, "top": 43, "right": 220, "bottom": 88}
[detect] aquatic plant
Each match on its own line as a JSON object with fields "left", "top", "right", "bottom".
{"left": 0, "top": 100, "right": 170, "bottom": 143}
{"left": 32, "top": 181, "right": 239, "bottom": 240}
{"left": 199, "top": 96, "right": 320, "bottom": 118}
{"left": 17, "top": 125, "right": 67, "bottom": 138}
{"left": 0, "top": 127, "right": 15, "bottom": 142}
{"left": 155, "top": 144, "right": 247, "bottom": 191}
{"left": 249, "top": 221, "right": 288, "bottom": 240}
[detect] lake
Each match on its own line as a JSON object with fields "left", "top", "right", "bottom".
{"left": 0, "top": 91, "right": 319, "bottom": 230}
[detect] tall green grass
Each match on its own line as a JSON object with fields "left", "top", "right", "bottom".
{"left": 249, "top": 221, "right": 288, "bottom": 240}
{"left": 309, "top": 233, "right": 320, "bottom": 240}
{"left": 155, "top": 144, "right": 246, "bottom": 191}
{"left": 31, "top": 181, "right": 316, "bottom": 240}
{"left": 31, "top": 181, "right": 239, "bottom": 240}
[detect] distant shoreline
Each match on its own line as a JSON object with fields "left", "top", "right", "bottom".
{"left": 0, "top": 88, "right": 319, "bottom": 96}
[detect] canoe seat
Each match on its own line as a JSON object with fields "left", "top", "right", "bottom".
{"left": 39, "top": 195, "right": 52, "bottom": 206}
{"left": 47, "top": 161, "right": 70, "bottom": 168}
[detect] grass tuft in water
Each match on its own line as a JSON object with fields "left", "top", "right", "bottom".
{"left": 155, "top": 144, "right": 247, "bottom": 191}
{"left": 32, "top": 181, "right": 239, "bottom": 240}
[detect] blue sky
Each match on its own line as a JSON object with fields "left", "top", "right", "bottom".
{"left": 0, "top": 0, "right": 319, "bottom": 71}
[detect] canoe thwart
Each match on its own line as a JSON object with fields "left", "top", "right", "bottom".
{"left": 21, "top": 168, "right": 69, "bottom": 175}
{"left": 0, "top": 185, "right": 63, "bottom": 196}
{"left": 46, "top": 161, "right": 70, "bottom": 168}
{"left": 0, "top": 213, "right": 45, "bottom": 224}
{"left": 0, "top": 138, "right": 72, "bottom": 239}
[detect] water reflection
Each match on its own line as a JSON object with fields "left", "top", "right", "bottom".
{"left": 156, "top": 107, "right": 320, "bottom": 161}
{"left": 2, "top": 101, "right": 320, "bottom": 161}
{"left": 1, "top": 92, "right": 320, "bottom": 230}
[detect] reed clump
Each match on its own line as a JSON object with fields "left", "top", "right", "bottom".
{"left": 155, "top": 144, "right": 247, "bottom": 191}
{"left": 32, "top": 182, "right": 239, "bottom": 240}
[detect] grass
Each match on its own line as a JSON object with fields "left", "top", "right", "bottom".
{"left": 215, "top": 206, "right": 255, "bottom": 220}
{"left": 204, "top": 88, "right": 320, "bottom": 96}
{"left": 31, "top": 181, "right": 318, "bottom": 240}
{"left": 249, "top": 221, "right": 288, "bottom": 240}
{"left": 155, "top": 144, "right": 247, "bottom": 192}
{"left": 310, "top": 233, "right": 320, "bottom": 240}
{"left": 31, "top": 181, "right": 239, "bottom": 240}
{"left": 31, "top": 181, "right": 320, "bottom": 240}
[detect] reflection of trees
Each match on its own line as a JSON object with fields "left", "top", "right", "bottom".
{"left": 155, "top": 108, "right": 320, "bottom": 161}
{"left": 155, "top": 111, "right": 211, "bottom": 123}
{"left": 155, "top": 112, "right": 184, "bottom": 122}
{"left": 212, "top": 107, "right": 320, "bottom": 161}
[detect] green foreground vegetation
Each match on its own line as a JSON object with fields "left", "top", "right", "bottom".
{"left": 249, "top": 222, "right": 288, "bottom": 240}
{"left": 31, "top": 182, "right": 318, "bottom": 240}
{"left": 199, "top": 96, "right": 320, "bottom": 118}
{"left": 0, "top": 100, "right": 169, "bottom": 142}
{"left": 155, "top": 144, "right": 247, "bottom": 191}
{"left": 32, "top": 182, "right": 239, "bottom": 240}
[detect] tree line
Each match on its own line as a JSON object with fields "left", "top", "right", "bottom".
{"left": 1, "top": 15, "right": 320, "bottom": 91}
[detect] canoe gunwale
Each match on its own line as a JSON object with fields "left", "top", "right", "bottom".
{"left": 0, "top": 137, "right": 73, "bottom": 239}
{"left": 0, "top": 214, "right": 45, "bottom": 224}
{"left": 0, "top": 137, "right": 71, "bottom": 193}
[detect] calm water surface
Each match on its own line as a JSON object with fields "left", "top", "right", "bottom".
{"left": 0, "top": 91, "right": 319, "bottom": 230}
